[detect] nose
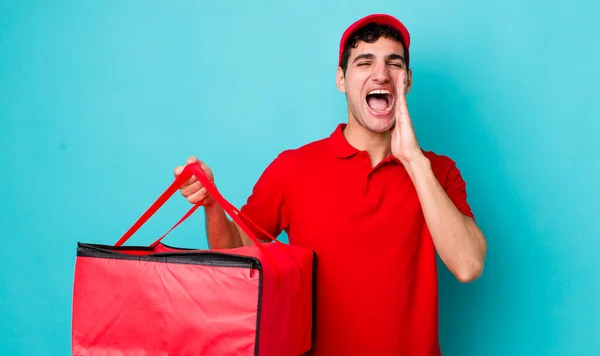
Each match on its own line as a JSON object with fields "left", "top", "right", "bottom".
{"left": 372, "top": 61, "right": 391, "bottom": 83}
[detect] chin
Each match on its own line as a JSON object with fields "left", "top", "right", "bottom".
{"left": 364, "top": 116, "right": 394, "bottom": 133}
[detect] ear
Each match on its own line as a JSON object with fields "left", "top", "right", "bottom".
{"left": 336, "top": 67, "right": 346, "bottom": 93}
{"left": 406, "top": 68, "right": 413, "bottom": 95}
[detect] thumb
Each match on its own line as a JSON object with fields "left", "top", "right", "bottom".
{"left": 187, "top": 156, "right": 200, "bottom": 165}
{"left": 174, "top": 165, "right": 184, "bottom": 177}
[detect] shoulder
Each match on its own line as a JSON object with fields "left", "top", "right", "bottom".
{"left": 423, "top": 150, "right": 456, "bottom": 169}
{"left": 422, "top": 150, "right": 462, "bottom": 187}
{"left": 272, "top": 136, "right": 331, "bottom": 166}
{"left": 253, "top": 137, "right": 330, "bottom": 195}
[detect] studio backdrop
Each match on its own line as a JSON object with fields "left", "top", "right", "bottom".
{"left": 1, "top": 0, "right": 598, "bottom": 355}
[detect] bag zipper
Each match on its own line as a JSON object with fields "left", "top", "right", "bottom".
{"left": 77, "top": 243, "right": 261, "bottom": 277}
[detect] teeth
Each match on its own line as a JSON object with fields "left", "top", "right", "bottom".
{"left": 368, "top": 89, "right": 391, "bottom": 95}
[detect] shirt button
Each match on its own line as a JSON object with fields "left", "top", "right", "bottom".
{"left": 360, "top": 152, "right": 367, "bottom": 159}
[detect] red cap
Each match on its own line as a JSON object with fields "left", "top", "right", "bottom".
{"left": 338, "top": 14, "right": 411, "bottom": 68}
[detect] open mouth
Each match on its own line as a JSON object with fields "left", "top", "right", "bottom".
{"left": 366, "top": 89, "right": 394, "bottom": 114}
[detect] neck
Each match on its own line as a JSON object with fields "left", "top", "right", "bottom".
{"left": 343, "top": 121, "right": 392, "bottom": 167}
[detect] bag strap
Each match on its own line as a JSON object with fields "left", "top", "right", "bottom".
{"left": 114, "top": 166, "right": 192, "bottom": 247}
{"left": 180, "top": 164, "right": 301, "bottom": 272}
{"left": 149, "top": 202, "right": 202, "bottom": 247}
{"left": 114, "top": 163, "right": 278, "bottom": 260}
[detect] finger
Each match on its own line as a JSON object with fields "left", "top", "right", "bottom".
{"left": 396, "top": 70, "right": 406, "bottom": 88}
{"left": 180, "top": 175, "right": 198, "bottom": 187}
{"left": 174, "top": 166, "right": 184, "bottom": 177}
{"left": 396, "top": 71, "right": 407, "bottom": 102}
{"left": 200, "top": 162, "right": 214, "bottom": 181}
{"left": 180, "top": 181, "right": 203, "bottom": 197}
{"left": 187, "top": 156, "right": 200, "bottom": 165}
{"left": 187, "top": 188, "right": 208, "bottom": 204}
{"left": 395, "top": 71, "right": 410, "bottom": 124}
{"left": 175, "top": 166, "right": 198, "bottom": 187}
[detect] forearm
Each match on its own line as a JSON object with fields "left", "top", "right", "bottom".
{"left": 406, "top": 155, "right": 487, "bottom": 282}
{"left": 204, "top": 203, "right": 244, "bottom": 249}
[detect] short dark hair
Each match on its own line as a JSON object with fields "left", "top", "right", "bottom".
{"left": 340, "top": 23, "right": 409, "bottom": 73}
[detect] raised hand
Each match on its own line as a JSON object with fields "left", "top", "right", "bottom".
{"left": 390, "top": 70, "right": 423, "bottom": 166}
{"left": 174, "top": 156, "right": 215, "bottom": 206}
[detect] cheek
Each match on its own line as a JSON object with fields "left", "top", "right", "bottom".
{"left": 347, "top": 89, "right": 364, "bottom": 108}
{"left": 343, "top": 71, "right": 371, "bottom": 106}
{"left": 344, "top": 80, "right": 365, "bottom": 102}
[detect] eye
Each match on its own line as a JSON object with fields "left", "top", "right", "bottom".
{"left": 357, "top": 62, "right": 370, "bottom": 67}
{"left": 389, "top": 62, "right": 404, "bottom": 68}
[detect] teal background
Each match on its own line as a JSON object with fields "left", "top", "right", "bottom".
{"left": 1, "top": 0, "right": 598, "bottom": 354}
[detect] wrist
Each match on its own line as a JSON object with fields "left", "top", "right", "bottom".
{"left": 202, "top": 195, "right": 218, "bottom": 210}
{"left": 404, "top": 153, "right": 431, "bottom": 180}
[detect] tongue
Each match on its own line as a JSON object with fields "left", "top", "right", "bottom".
{"left": 367, "top": 96, "right": 388, "bottom": 111}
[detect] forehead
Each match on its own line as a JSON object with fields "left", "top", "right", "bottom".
{"left": 348, "top": 37, "right": 405, "bottom": 60}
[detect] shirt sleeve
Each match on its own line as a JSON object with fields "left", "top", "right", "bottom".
{"left": 442, "top": 159, "right": 475, "bottom": 220}
{"left": 239, "top": 152, "right": 291, "bottom": 241}
{"left": 427, "top": 152, "right": 475, "bottom": 220}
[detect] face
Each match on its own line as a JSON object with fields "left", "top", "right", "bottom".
{"left": 336, "top": 37, "right": 412, "bottom": 133}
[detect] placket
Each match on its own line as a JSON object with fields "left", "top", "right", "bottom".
{"left": 357, "top": 151, "right": 372, "bottom": 195}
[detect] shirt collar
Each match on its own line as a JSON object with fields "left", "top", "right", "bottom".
{"left": 329, "top": 123, "right": 402, "bottom": 164}
{"left": 329, "top": 123, "right": 359, "bottom": 158}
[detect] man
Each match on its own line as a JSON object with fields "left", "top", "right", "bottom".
{"left": 175, "top": 13, "right": 487, "bottom": 355}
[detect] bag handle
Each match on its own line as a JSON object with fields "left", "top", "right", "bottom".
{"left": 172, "top": 164, "right": 300, "bottom": 269}
{"left": 113, "top": 163, "right": 280, "bottom": 267}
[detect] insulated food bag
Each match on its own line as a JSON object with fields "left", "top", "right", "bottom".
{"left": 71, "top": 162, "right": 316, "bottom": 355}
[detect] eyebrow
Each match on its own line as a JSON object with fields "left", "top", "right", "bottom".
{"left": 386, "top": 54, "right": 406, "bottom": 64}
{"left": 352, "top": 53, "right": 406, "bottom": 64}
{"left": 352, "top": 53, "right": 375, "bottom": 63}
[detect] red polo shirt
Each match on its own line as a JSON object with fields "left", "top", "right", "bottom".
{"left": 240, "top": 124, "right": 474, "bottom": 355}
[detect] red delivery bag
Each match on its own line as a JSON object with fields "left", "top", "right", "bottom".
{"left": 71, "top": 162, "right": 316, "bottom": 356}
